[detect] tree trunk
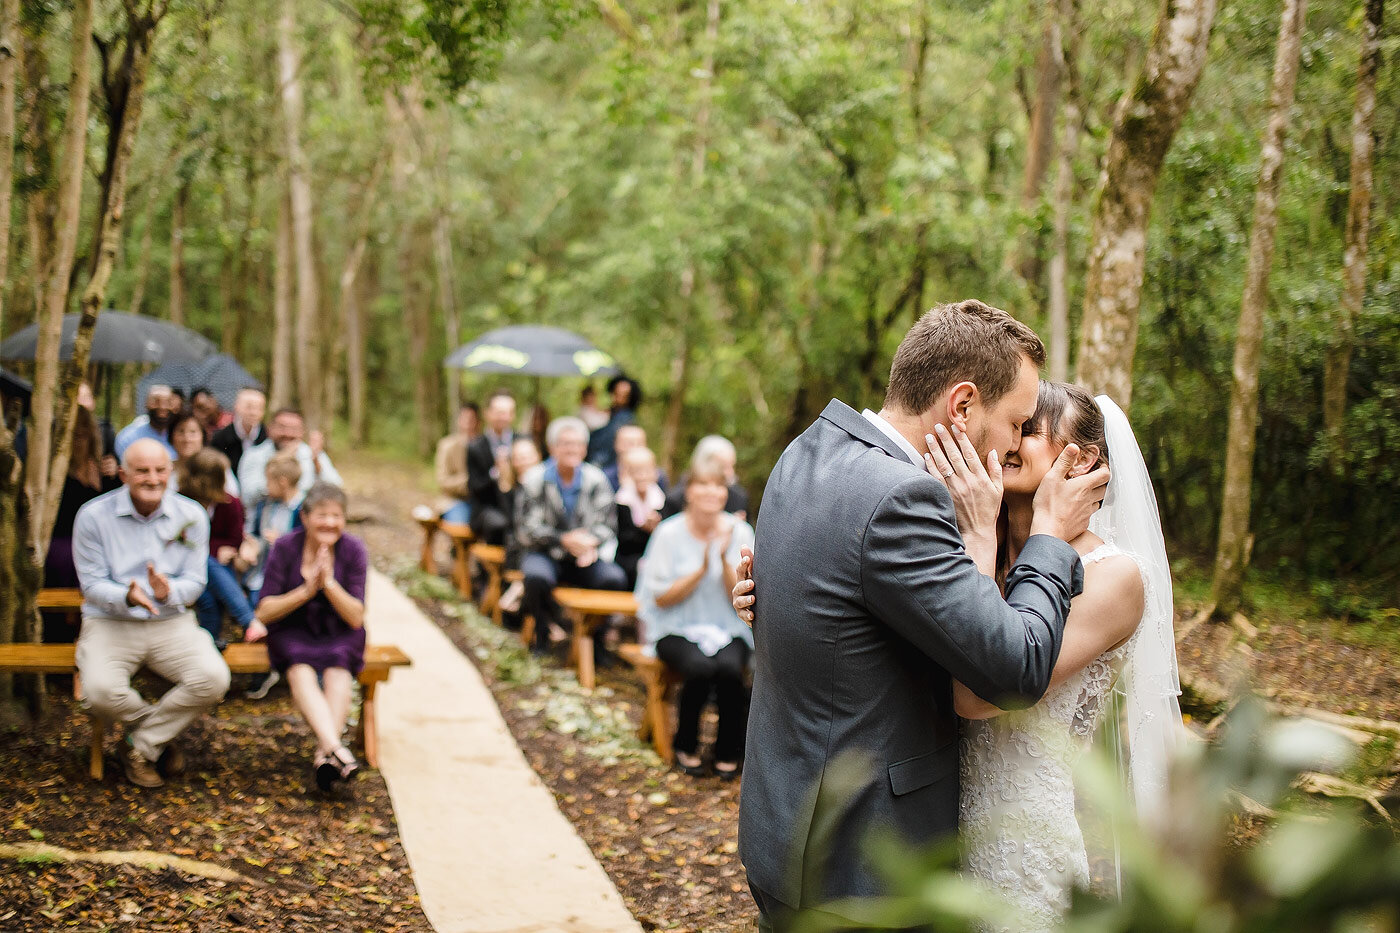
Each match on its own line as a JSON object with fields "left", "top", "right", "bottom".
{"left": 341, "top": 161, "right": 383, "bottom": 448}
{"left": 1321, "top": 0, "right": 1383, "bottom": 470}
{"left": 432, "top": 209, "right": 460, "bottom": 416}
{"left": 1205, "top": 0, "right": 1307, "bottom": 620}
{"left": 270, "top": 182, "right": 294, "bottom": 411}
{"left": 127, "top": 192, "right": 155, "bottom": 315}
{"left": 660, "top": 0, "right": 720, "bottom": 478}
{"left": 278, "top": 0, "right": 320, "bottom": 426}
{"left": 1073, "top": 0, "right": 1217, "bottom": 405}
{"left": 406, "top": 222, "right": 433, "bottom": 459}
{"left": 43, "top": 2, "right": 158, "bottom": 563}
{"left": 1045, "top": 0, "right": 1081, "bottom": 382}
{"left": 26, "top": 0, "right": 94, "bottom": 564}
{"left": 0, "top": 0, "right": 19, "bottom": 343}
{"left": 1012, "top": 0, "right": 1062, "bottom": 285}
{"left": 168, "top": 177, "right": 187, "bottom": 324}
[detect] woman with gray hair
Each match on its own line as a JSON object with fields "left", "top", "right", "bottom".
{"left": 247, "top": 481, "right": 368, "bottom": 791}
{"left": 662, "top": 434, "right": 750, "bottom": 520}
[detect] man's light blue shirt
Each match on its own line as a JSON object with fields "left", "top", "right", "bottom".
{"left": 236, "top": 440, "right": 343, "bottom": 507}
{"left": 72, "top": 487, "right": 209, "bottom": 621}
{"left": 113, "top": 420, "right": 176, "bottom": 460}
{"left": 862, "top": 409, "right": 923, "bottom": 467}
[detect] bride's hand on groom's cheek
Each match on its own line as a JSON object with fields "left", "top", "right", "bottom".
{"left": 924, "top": 423, "right": 1003, "bottom": 544}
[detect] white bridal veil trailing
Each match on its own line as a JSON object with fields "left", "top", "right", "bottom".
{"left": 1088, "top": 395, "right": 1183, "bottom": 828}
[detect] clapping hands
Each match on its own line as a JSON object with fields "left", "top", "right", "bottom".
{"left": 125, "top": 562, "right": 170, "bottom": 613}
{"left": 304, "top": 545, "right": 334, "bottom": 593}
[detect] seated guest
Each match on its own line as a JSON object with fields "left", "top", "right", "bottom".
{"left": 176, "top": 448, "right": 257, "bottom": 644}
{"left": 244, "top": 454, "right": 305, "bottom": 602}
{"left": 434, "top": 403, "right": 478, "bottom": 524}
{"left": 636, "top": 463, "right": 754, "bottom": 779}
{"left": 246, "top": 482, "right": 368, "bottom": 791}
{"left": 44, "top": 402, "right": 118, "bottom": 622}
{"left": 211, "top": 388, "right": 267, "bottom": 479}
{"left": 602, "top": 423, "right": 667, "bottom": 492}
{"left": 576, "top": 385, "right": 609, "bottom": 432}
{"left": 114, "top": 384, "right": 178, "bottom": 460}
{"left": 72, "top": 438, "right": 230, "bottom": 788}
{"left": 494, "top": 437, "right": 543, "bottom": 616}
{"left": 467, "top": 390, "right": 517, "bottom": 545}
{"left": 517, "top": 417, "right": 627, "bottom": 653}
{"left": 614, "top": 446, "right": 664, "bottom": 588}
{"left": 662, "top": 435, "right": 749, "bottom": 521}
{"left": 237, "top": 407, "right": 341, "bottom": 509}
{"left": 191, "top": 387, "right": 228, "bottom": 434}
{"left": 586, "top": 375, "right": 640, "bottom": 469}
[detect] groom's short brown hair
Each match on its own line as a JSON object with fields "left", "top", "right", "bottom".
{"left": 885, "top": 300, "right": 1044, "bottom": 414}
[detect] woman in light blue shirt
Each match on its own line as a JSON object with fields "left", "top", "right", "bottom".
{"left": 636, "top": 463, "right": 754, "bottom": 779}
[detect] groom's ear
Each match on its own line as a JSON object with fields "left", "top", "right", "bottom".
{"left": 946, "top": 381, "right": 978, "bottom": 429}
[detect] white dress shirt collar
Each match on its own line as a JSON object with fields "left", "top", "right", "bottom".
{"left": 862, "top": 409, "right": 923, "bottom": 467}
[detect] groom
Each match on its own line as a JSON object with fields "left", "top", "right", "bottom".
{"left": 741, "top": 300, "right": 1109, "bottom": 930}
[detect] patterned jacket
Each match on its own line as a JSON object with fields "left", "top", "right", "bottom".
{"left": 515, "top": 461, "right": 618, "bottom": 562}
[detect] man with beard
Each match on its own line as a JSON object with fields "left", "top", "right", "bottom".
{"left": 114, "top": 385, "right": 179, "bottom": 460}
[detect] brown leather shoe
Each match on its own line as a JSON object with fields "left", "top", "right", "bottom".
{"left": 158, "top": 743, "right": 187, "bottom": 777}
{"left": 123, "top": 747, "right": 164, "bottom": 788}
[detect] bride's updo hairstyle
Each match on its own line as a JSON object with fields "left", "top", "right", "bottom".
{"left": 1030, "top": 381, "right": 1110, "bottom": 470}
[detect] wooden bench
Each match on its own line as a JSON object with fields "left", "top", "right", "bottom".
{"left": 618, "top": 643, "right": 681, "bottom": 762}
{"left": 439, "top": 521, "right": 475, "bottom": 598}
{"left": 37, "top": 588, "right": 83, "bottom": 611}
{"left": 0, "top": 642, "right": 411, "bottom": 780}
{"left": 555, "top": 588, "right": 639, "bottom": 692}
{"left": 469, "top": 543, "right": 508, "bottom": 625}
{"left": 415, "top": 513, "right": 442, "bottom": 573}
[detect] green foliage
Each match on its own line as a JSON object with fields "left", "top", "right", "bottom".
{"left": 795, "top": 698, "right": 1400, "bottom": 932}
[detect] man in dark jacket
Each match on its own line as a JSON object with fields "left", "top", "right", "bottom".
{"left": 468, "top": 390, "right": 517, "bottom": 545}
{"left": 210, "top": 388, "right": 266, "bottom": 479}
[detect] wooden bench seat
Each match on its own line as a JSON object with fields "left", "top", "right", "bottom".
{"left": 37, "top": 588, "right": 83, "bottom": 611}
{"left": 469, "top": 543, "right": 508, "bottom": 625}
{"left": 439, "top": 521, "right": 475, "bottom": 598}
{"left": 618, "top": 643, "right": 681, "bottom": 762}
{"left": 415, "top": 513, "right": 442, "bottom": 573}
{"left": 553, "top": 588, "right": 639, "bottom": 692}
{"left": 0, "top": 643, "right": 411, "bottom": 780}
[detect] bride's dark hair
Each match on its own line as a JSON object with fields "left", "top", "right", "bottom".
{"left": 1029, "top": 381, "right": 1110, "bottom": 470}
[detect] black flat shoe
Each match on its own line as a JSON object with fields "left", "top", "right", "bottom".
{"left": 675, "top": 752, "right": 706, "bottom": 777}
{"left": 314, "top": 752, "right": 338, "bottom": 792}
{"left": 714, "top": 762, "right": 742, "bottom": 782}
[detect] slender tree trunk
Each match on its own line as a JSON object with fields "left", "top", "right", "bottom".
{"left": 0, "top": 0, "right": 18, "bottom": 343}
{"left": 1322, "top": 0, "right": 1383, "bottom": 469}
{"left": 278, "top": 1, "right": 320, "bottom": 426}
{"left": 432, "top": 209, "right": 460, "bottom": 416}
{"left": 1205, "top": 0, "right": 1308, "bottom": 621}
{"left": 1045, "top": 0, "right": 1081, "bottom": 382}
{"left": 1073, "top": 0, "right": 1217, "bottom": 405}
{"left": 168, "top": 177, "right": 187, "bottom": 324}
{"left": 26, "top": 0, "right": 95, "bottom": 564}
{"left": 406, "top": 222, "right": 433, "bottom": 459}
{"left": 1012, "top": 0, "right": 1062, "bottom": 284}
{"left": 127, "top": 194, "right": 154, "bottom": 315}
{"left": 660, "top": 0, "right": 720, "bottom": 478}
{"left": 341, "top": 161, "right": 383, "bottom": 447}
{"left": 218, "top": 170, "right": 238, "bottom": 353}
{"left": 270, "top": 183, "right": 294, "bottom": 410}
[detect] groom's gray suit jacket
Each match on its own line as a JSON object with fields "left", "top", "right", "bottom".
{"left": 739, "top": 400, "right": 1083, "bottom": 909}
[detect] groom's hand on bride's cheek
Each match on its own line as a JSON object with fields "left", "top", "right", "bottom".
{"left": 1031, "top": 445, "right": 1111, "bottom": 541}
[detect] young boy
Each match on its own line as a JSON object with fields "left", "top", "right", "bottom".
{"left": 244, "top": 454, "right": 304, "bottom": 602}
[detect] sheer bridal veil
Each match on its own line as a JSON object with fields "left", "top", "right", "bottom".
{"left": 1088, "top": 395, "right": 1183, "bottom": 829}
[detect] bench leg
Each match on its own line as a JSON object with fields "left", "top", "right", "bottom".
{"left": 483, "top": 568, "right": 503, "bottom": 625}
{"left": 574, "top": 614, "right": 596, "bottom": 692}
{"left": 419, "top": 528, "right": 435, "bottom": 574}
{"left": 649, "top": 676, "right": 674, "bottom": 763}
{"left": 520, "top": 614, "right": 536, "bottom": 649}
{"left": 357, "top": 681, "right": 380, "bottom": 770}
{"left": 89, "top": 717, "right": 105, "bottom": 781}
{"left": 453, "top": 546, "right": 472, "bottom": 599}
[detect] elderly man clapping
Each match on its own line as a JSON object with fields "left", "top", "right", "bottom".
{"left": 72, "top": 437, "right": 230, "bottom": 788}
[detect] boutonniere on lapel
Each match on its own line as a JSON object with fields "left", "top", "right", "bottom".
{"left": 167, "top": 519, "right": 199, "bottom": 550}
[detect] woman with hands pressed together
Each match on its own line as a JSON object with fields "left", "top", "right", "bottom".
{"left": 637, "top": 462, "right": 755, "bottom": 779}
{"left": 246, "top": 482, "right": 368, "bottom": 791}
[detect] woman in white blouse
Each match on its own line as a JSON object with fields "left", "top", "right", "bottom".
{"left": 636, "top": 463, "right": 755, "bottom": 779}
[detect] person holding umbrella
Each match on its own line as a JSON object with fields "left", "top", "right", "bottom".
{"left": 586, "top": 375, "right": 642, "bottom": 470}
{"left": 114, "top": 385, "right": 178, "bottom": 460}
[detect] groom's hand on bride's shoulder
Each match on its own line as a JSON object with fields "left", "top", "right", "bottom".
{"left": 732, "top": 546, "right": 755, "bottom": 624}
{"left": 1029, "top": 444, "right": 1111, "bottom": 543}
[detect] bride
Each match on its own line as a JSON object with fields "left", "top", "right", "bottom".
{"left": 733, "top": 382, "right": 1182, "bottom": 930}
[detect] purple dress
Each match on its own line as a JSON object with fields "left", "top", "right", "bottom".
{"left": 261, "top": 530, "right": 368, "bottom": 675}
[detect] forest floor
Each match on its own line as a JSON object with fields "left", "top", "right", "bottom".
{"left": 3, "top": 449, "right": 1395, "bottom": 933}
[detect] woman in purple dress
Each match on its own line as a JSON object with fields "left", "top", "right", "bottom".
{"left": 246, "top": 482, "right": 367, "bottom": 790}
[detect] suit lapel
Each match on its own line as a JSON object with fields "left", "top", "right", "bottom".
{"left": 818, "top": 399, "right": 915, "bottom": 464}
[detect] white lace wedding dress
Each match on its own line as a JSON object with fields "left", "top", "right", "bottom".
{"left": 959, "top": 543, "right": 1143, "bottom": 932}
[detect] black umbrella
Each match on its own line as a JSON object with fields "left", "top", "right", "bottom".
{"left": 138, "top": 354, "right": 262, "bottom": 410}
{"left": 0, "top": 311, "right": 217, "bottom": 365}
{"left": 0, "top": 366, "right": 31, "bottom": 416}
{"left": 444, "top": 325, "right": 621, "bottom": 378}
